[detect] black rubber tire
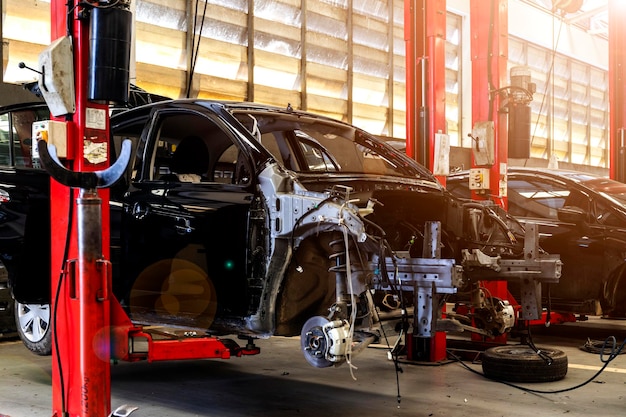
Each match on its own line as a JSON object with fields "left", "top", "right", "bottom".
{"left": 481, "top": 345, "right": 568, "bottom": 382}
{"left": 14, "top": 301, "right": 52, "bottom": 356}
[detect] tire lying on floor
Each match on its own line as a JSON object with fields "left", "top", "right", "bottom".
{"left": 481, "top": 345, "right": 568, "bottom": 382}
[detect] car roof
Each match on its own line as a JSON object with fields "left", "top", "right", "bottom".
{"left": 450, "top": 166, "right": 626, "bottom": 197}
{"left": 450, "top": 166, "right": 604, "bottom": 184}
{"left": 506, "top": 167, "right": 602, "bottom": 184}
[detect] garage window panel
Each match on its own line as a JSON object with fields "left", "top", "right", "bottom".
{"left": 306, "top": 70, "right": 347, "bottom": 99}
{"left": 254, "top": 22, "right": 302, "bottom": 58}
{"left": 590, "top": 125, "right": 607, "bottom": 146}
{"left": 551, "top": 76, "right": 569, "bottom": 100}
{"left": 570, "top": 144, "right": 587, "bottom": 164}
{"left": 353, "top": 73, "right": 387, "bottom": 106}
{"left": 352, "top": 47, "right": 390, "bottom": 77}
{"left": 570, "top": 82, "right": 589, "bottom": 106}
{"left": 305, "top": 36, "right": 349, "bottom": 70}
{"left": 134, "top": 25, "right": 186, "bottom": 70}
{"left": 552, "top": 146, "right": 569, "bottom": 163}
{"left": 3, "top": 1, "right": 50, "bottom": 46}
{"left": 552, "top": 97, "right": 569, "bottom": 120}
{"left": 553, "top": 55, "right": 569, "bottom": 80}
{"left": 445, "top": 12, "right": 462, "bottom": 147}
{"left": 254, "top": 0, "right": 301, "bottom": 25}
{"left": 254, "top": 46, "right": 300, "bottom": 92}
{"left": 306, "top": 6, "right": 348, "bottom": 40}
{"left": 352, "top": 115, "right": 386, "bottom": 135}
{"left": 589, "top": 88, "right": 607, "bottom": 111}
{"left": 526, "top": 45, "right": 550, "bottom": 73}
{"left": 552, "top": 118, "right": 570, "bottom": 142}
{"left": 590, "top": 67, "right": 608, "bottom": 91}
{"left": 530, "top": 112, "right": 549, "bottom": 136}
{"left": 530, "top": 136, "right": 549, "bottom": 157}
{"left": 570, "top": 105, "right": 588, "bottom": 127}
{"left": 352, "top": 15, "right": 390, "bottom": 50}
{"left": 510, "top": 34, "right": 610, "bottom": 168}
{"left": 136, "top": 1, "right": 186, "bottom": 30}
{"left": 305, "top": 94, "right": 347, "bottom": 121}
{"left": 508, "top": 38, "right": 526, "bottom": 65}
{"left": 590, "top": 108, "right": 607, "bottom": 129}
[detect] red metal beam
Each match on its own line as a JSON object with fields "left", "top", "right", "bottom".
{"left": 50, "top": 2, "right": 113, "bottom": 416}
{"left": 609, "top": 0, "right": 626, "bottom": 181}
{"left": 405, "top": 0, "right": 448, "bottom": 362}
{"left": 470, "top": 0, "right": 508, "bottom": 209}
{"left": 405, "top": 0, "right": 447, "bottom": 183}
{"left": 470, "top": 0, "right": 509, "bottom": 345}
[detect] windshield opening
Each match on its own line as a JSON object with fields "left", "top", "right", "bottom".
{"left": 232, "top": 111, "right": 432, "bottom": 180}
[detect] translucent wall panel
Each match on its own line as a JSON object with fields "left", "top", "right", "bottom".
{"left": 508, "top": 36, "right": 609, "bottom": 168}
{"left": 2, "top": 0, "right": 471, "bottom": 147}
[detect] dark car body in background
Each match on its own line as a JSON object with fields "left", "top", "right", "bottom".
{"left": 447, "top": 167, "right": 626, "bottom": 317}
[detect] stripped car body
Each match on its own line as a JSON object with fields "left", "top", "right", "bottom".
{"left": 4, "top": 100, "right": 560, "bottom": 366}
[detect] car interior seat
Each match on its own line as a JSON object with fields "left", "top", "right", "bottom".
{"left": 169, "top": 135, "right": 209, "bottom": 182}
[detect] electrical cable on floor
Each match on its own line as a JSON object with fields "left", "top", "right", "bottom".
{"left": 580, "top": 337, "right": 626, "bottom": 355}
{"left": 376, "top": 241, "right": 407, "bottom": 405}
{"left": 447, "top": 335, "right": 626, "bottom": 395}
{"left": 526, "top": 324, "right": 554, "bottom": 365}
{"left": 377, "top": 305, "right": 404, "bottom": 405}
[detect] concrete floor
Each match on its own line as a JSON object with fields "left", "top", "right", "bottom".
{"left": 1, "top": 317, "right": 626, "bottom": 417}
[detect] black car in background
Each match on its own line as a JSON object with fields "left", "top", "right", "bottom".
{"left": 447, "top": 167, "right": 626, "bottom": 317}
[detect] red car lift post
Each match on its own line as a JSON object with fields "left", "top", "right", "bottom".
{"left": 48, "top": 1, "right": 116, "bottom": 416}
{"left": 469, "top": 0, "right": 510, "bottom": 345}
{"left": 404, "top": 0, "right": 448, "bottom": 362}
{"left": 609, "top": 0, "right": 626, "bottom": 182}
{"left": 46, "top": 3, "right": 261, "bottom": 416}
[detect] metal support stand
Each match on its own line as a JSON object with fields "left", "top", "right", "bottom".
{"left": 373, "top": 221, "right": 463, "bottom": 362}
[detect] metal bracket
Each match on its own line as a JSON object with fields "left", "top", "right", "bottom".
{"left": 462, "top": 222, "right": 562, "bottom": 320}
{"left": 37, "top": 138, "right": 132, "bottom": 189}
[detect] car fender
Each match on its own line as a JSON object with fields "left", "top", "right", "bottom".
{"left": 246, "top": 164, "right": 373, "bottom": 336}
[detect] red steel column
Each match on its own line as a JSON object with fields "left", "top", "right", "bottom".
{"left": 470, "top": 0, "right": 508, "bottom": 209}
{"left": 50, "top": 1, "right": 112, "bottom": 416}
{"left": 609, "top": 0, "right": 626, "bottom": 181}
{"left": 405, "top": 0, "right": 447, "bottom": 182}
{"left": 470, "top": 0, "right": 509, "bottom": 344}
{"left": 405, "top": 0, "right": 417, "bottom": 161}
{"left": 405, "top": 0, "right": 448, "bottom": 362}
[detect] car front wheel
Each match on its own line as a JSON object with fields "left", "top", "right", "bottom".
{"left": 14, "top": 301, "right": 52, "bottom": 356}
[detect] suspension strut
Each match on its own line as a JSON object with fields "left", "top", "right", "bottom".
{"left": 328, "top": 233, "right": 351, "bottom": 317}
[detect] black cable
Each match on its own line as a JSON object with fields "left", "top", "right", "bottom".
{"left": 377, "top": 307, "right": 404, "bottom": 404}
{"left": 53, "top": 185, "right": 75, "bottom": 417}
{"left": 525, "top": 325, "right": 553, "bottom": 365}
{"left": 186, "top": 0, "right": 208, "bottom": 98}
{"left": 529, "top": 13, "right": 563, "bottom": 159}
{"left": 448, "top": 335, "right": 626, "bottom": 395}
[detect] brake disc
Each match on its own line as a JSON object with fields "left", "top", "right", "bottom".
{"left": 300, "top": 316, "right": 334, "bottom": 368}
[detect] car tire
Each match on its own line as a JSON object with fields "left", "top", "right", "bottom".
{"left": 14, "top": 301, "right": 52, "bottom": 356}
{"left": 481, "top": 345, "right": 568, "bottom": 382}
